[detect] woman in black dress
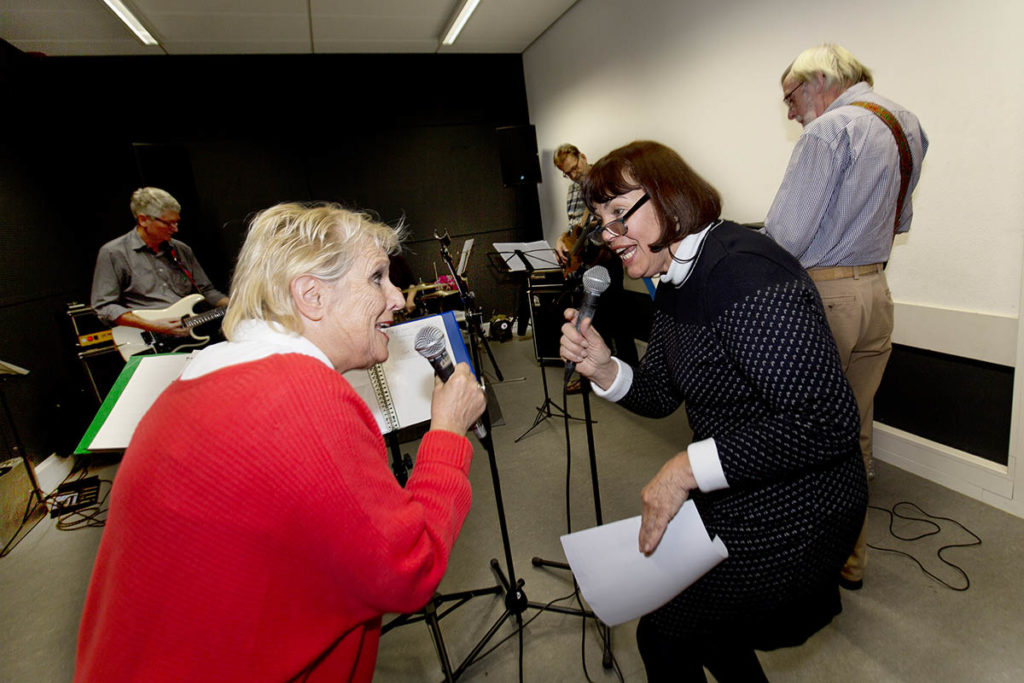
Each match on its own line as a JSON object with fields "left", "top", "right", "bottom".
{"left": 560, "top": 141, "right": 867, "bottom": 682}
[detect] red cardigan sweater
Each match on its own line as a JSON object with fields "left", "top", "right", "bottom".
{"left": 75, "top": 353, "right": 474, "bottom": 682}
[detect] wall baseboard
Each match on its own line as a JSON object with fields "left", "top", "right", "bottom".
{"left": 874, "top": 423, "right": 1022, "bottom": 519}
{"left": 35, "top": 453, "right": 75, "bottom": 495}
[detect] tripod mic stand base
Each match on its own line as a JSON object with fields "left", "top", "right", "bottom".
{"left": 515, "top": 398, "right": 584, "bottom": 443}
{"left": 528, "top": 556, "right": 615, "bottom": 670}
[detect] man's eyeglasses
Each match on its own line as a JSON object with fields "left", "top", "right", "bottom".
{"left": 782, "top": 81, "right": 805, "bottom": 109}
{"left": 146, "top": 215, "right": 180, "bottom": 228}
{"left": 561, "top": 158, "right": 581, "bottom": 179}
{"left": 588, "top": 193, "right": 650, "bottom": 245}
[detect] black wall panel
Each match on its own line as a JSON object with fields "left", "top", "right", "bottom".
{"left": 875, "top": 344, "right": 1014, "bottom": 465}
{"left": 0, "top": 42, "right": 540, "bottom": 463}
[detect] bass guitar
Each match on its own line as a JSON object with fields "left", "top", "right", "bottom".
{"left": 111, "top": 294, "right": 226, "bottom": 361}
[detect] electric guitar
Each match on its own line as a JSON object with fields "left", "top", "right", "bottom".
{"left": 560, "top": 208, "right": 598, "bottom": 276}
{"left": 111, "top": 294, "right": 226, "bottom": 361}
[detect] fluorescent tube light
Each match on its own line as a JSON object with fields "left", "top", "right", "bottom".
{"left": 102, "top": 0, "right": 159, "bottom": 46}
{"left": 441, "top": 0, "right": 482, "bottom": 46}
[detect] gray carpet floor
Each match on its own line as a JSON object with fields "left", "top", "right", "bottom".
{"left": 2, "top": 335, "right": 1023, "bottom": 682}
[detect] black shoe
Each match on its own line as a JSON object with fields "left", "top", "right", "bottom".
{"left": 838, "top": 576, "right": 863, "bottom": 591}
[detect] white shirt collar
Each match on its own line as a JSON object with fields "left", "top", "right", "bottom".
{"left": 659, "top": 220, "right": 721, "bottom": 287}
{"left": 180, "top": 319, "right": 333, "bottom": 380}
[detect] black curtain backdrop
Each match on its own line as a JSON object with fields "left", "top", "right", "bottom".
{"left": 1, "top": 42, "right": 542, "bottom": 463}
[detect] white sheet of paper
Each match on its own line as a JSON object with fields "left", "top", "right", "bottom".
{"left": 560, "top": 501, "right": 728, "bottom": 626}
{"left": 89, "top": 354, "right": 191, "bottom": 451}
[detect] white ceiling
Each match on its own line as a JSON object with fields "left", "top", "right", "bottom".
{"left": 2, "top": 0, "right": 577, "bottom": 56}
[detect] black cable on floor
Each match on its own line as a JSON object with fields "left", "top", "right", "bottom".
{"left": 1, "top": 459, "right": 108, "bottom": 557}
{"left": 866, "top": 501, "right": 981, "bottom": 591}
{"left": 54, "top": 478, "right": 113, "bottom": 530}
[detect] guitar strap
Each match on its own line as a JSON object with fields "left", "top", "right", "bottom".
{"left": 850, "top": 101, "right": 912, "bottom": 236}
{"left": 167, "top": 244, "right": 202, "bottom": 294}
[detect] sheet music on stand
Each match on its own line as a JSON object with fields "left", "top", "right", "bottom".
{"left": 492, "top": 240, "right": 560, "bottom": 272}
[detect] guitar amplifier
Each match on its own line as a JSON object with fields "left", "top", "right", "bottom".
{"left": 66, "top": 302, "right": 121, "bottom": 404}
{"left": 527, "top": 282, "right": 571, "bottom": 363}
{"left": 67, "top": 302, "right": 115, "bottom": 350}
{"left": 528, "top": 268, "right": 564, "bottom": 288}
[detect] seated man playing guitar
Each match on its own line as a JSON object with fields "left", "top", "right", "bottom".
{"left": 91, "top": 187, "right": 229, "bottom": 360}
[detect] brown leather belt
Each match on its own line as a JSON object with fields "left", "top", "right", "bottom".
{"left": 807, "top": 263, "right": 884, "bottom": 282}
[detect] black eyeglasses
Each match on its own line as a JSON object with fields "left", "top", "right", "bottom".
{"left": 588, "top": 194, "right": 650, "bottom": 245}
{"left": 783, "top": 81, "right": 805, "bottom": 109}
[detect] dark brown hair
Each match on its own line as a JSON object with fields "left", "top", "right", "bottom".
{"left": 583, "top": 140, "right": 721, "bottom": 252}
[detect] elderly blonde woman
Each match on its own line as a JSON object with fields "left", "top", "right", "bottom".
{"left": 75, "top": 203, "right": 487, "bottom": 682}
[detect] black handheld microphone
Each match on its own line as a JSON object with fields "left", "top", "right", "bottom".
{"left": 414, "top": 326, "right": 490, "bottom": 446}
{"left": 564, "top": 265, "right": 612, "bottom": 381}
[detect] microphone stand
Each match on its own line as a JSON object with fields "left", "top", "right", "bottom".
{"left": 436, "top": 230, "right": 504, "bottom": 383}
{"left": 382, "top": 233, "right": 597, "bottom": 681}
{"left": 528, "top": 276, "right": 615, "bottom": 668}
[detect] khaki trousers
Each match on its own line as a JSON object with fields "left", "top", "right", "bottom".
{"left": 810, "top": 265, "right": 893, "bottom": 582}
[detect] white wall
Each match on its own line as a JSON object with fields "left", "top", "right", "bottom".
{"left": 523, "top": 0, "right": 1024, "bottom": 516}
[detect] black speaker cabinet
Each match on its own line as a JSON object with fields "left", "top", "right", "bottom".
{"left": 496, "top": 125, "right": 542, "bottom": 186}
{"left": 528, "top": 284, "right": 568, "bottom": 362}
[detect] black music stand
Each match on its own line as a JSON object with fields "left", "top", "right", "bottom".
{"left": 497, "top": 250, "right": 583, "bottom": 443}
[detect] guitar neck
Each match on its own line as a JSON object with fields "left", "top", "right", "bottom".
{"left": 183, "top": 307, "right": 226, "bottom": 330}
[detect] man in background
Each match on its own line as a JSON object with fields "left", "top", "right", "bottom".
{"left": 765, "top": 43, "right": 928, "bottom": 591}
{"left": 552, "top": 144, "right": 640, "bottom": 374}
{"left": 91, "top": 186, "right": 228, "bottom": 339}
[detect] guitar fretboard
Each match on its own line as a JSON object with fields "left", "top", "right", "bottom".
{"left": 183, "top": 307, "right": 227, "bottom": 330}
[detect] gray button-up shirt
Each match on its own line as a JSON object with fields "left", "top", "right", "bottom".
{"left": 90, "top": 228, "right": 227, "bottom": 325}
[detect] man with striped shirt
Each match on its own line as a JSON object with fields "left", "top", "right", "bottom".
{"left": 765, "top": 43, "right": 928, "bottom": 591}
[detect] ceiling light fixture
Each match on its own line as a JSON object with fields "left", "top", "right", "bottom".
{"left": 441, "top": 0, "right": 482, "bottom": 46}
{"left": 102, "top": 0, "right": 159, "bottom": 46}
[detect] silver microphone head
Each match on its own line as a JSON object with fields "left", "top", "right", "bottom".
{"left": 414, "top": 326, "right": 447, "bottom": 359}
{"left": 582, "top": 265, "right": 611, "bottom": 295}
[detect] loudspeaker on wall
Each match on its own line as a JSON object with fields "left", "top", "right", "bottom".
{"left": 496, "top": 125, "right": 542, "bottom": 187}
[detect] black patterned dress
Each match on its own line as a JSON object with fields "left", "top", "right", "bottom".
{"left": 620, "top": 221, "right": 867, "bottom": 649}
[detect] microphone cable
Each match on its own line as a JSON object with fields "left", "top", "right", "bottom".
{"left": 866, "top": 501, "right": 981, "bottom": 591}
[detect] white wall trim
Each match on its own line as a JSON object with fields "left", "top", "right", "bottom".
{"left": 892, "top": 302, "right": 1018, "bottom": 367}
{"left": 874, "top": 424, "right": 1022, "bottom": 519}
{"left": 34, "top": 453, "right": 74, "bottom": 495}
{"left": 1006, "top": 239, "right": 1024, "bottom": 518}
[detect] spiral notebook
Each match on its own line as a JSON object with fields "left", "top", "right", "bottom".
{"left": 342, "top": 311, "right": 471, "bottom": 434}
